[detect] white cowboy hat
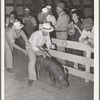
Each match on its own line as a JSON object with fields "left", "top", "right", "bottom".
{"left": 41, "top": 23, "right": 54, "bottom": 32}
{"left": 46, "top": 5, "right": 52, "bottom": 10}
{"left": 12, "top": 21, "right": 24, "bottom": 29}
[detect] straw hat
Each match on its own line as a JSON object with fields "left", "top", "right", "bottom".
{"left": 12, "top": 21, "right": 24, "bottom": 29}
{"left": 81, "top": 18, "right": 93, "bottom": 29}
{"left": 41, "top": 23, "right": 54, "bottom": 32}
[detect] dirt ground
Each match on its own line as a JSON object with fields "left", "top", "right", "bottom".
{"left": 5, "top": 49, "right": 93, "bottom": 100}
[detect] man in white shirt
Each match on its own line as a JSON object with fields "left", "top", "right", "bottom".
{"left": 79, "top": 18, "right": 94, "bottom": 48}
{"left": 26, "top": 23, "right": 55, "bottom": 86}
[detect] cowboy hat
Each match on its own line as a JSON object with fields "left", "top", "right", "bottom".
{"left": 81, "top": 18, "right": 93, "bottom": 29}
{"left": 46, "top": 5, "right": 52, "bottom": 10}
{"left": 41, "top": 23, "right": 54, "bottom": 32}
{"left": 12, "top": 21, "right": 24, "bottom": 29}
{"left": 42, "top": 7, "right": 49, "bottom": 14}
{"left": 57, "top": 2, "right": 65, "bottom": 9}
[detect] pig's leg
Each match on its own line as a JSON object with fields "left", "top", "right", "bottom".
{"left": 49, "top": 72, "right": 56, "bottom": 87}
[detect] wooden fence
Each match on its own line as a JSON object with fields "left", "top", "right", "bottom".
{"left": 48, "top": 38, "right": 94, "bottom": 83}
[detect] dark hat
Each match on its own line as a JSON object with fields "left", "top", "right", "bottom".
{"left": 81, "top": 18, "right": 93, "bottom": 29}
{"left": 57, "top": 2, "right": 65, "bottom": 9}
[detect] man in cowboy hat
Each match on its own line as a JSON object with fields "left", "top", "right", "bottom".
{"left": 79, "top": 18, "right": 94, "bottom": 48}
{"left": 23, "top": 7, "right": 37, "bottom": 38}
{"left": 26, "top": 23, "right": 55, "bottom": 86}
{"left": 54, "top": 1, "right": 70, "bottom": 64}
{"left": 5, "top": 21, "right": 28, "bottom": 73}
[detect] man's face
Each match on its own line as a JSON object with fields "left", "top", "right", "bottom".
{"left": 42, "top": 30, "right": 49, "bottom": 36}
{"left": 56, "top": 7, "right": 63, "bottom": 15}
{"left": 15, "top": 29, "right": 21, "bottom": 34}
{"left": 84, "top": 25, "right": 93, "bottom": 31}
{"left": 24, "top": 11, "right": 30, "bottom": 17}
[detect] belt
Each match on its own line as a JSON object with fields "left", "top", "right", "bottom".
{"left": 56, "top": 30, "right": 68, "bottom": 32}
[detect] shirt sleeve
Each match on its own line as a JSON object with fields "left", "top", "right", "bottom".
{"left": 31, "top": 17, "right": 37, "bottom": 26}
{"left": 29, "top": 33, "right": 39, "bottom": 51}
{"left": 55, "top": 17, "right": 61, "bottom": 30}
{"left": 7, "top": 30, "right": 15, "bottom": 44}
{"left": 79, "top": 29, "right": 87, "bottom": 42}
{"left": 20, "top": 30, "right": 28, "bottom": 41}
{"left": 45, "top": 35, "right": 52, "bottom": 49}
{"left": 51, "top": 16, "right": 56, "bottom": 26}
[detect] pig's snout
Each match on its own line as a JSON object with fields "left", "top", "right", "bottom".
{"left": 59, "top": 76, "right": 69, "bottom": 88}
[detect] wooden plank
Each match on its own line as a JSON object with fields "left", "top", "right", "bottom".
{"left": 63, "top": 65, "right": 94, "bottom": 81}
{"left": 68, "top": 0, "right": 73, "bottom": 8}
{"left": 49, "top": 50, "right": 94, "bottom": 67}
{"left": 32, "top": 0, "right": 38, "bottom": 14}
{"left": 43, "top": 0, "right": 48, "bottom": 6}
{"left": 51, "top": 0, "right": 57, "bottom": 18}
{"left": 36, "top": 0, "right": 41, "bottom": 11}
{"left": 52, "top": 38, "right": 94, "bottom": 52}
{"left": 79, "top": 0, "right": 85, "bottom": 17}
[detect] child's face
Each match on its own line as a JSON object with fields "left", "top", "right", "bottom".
{"left": 10, "top": 14, "right": 15, "bottom": 20}
{"left": 84, "top": 25, "right": 93, "bottom": 31}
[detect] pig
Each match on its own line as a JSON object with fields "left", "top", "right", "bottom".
{"left": 35, "top": 55, "right": 69, "bottom": 88}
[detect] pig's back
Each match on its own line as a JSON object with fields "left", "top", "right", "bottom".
{"left": 36, "top": 56, "right": 64, "bottom": 76}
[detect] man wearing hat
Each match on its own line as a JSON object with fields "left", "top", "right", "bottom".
{"left": 5, "top": 21, "right": 28, "bottom": 73}
{"left": 23, "top": 7, "right": 37, "bottom": 38}
{"left": 38, "top": 7, "right": 56, "bottom": 30}
{"left": 54, "top": 1, "right": 70, "bottom": 64}
{"left": 26, "top": 23, "right": 55, "bottom": 86}
{"left": 79, "top": 18, "right": 94, "bottom": 48}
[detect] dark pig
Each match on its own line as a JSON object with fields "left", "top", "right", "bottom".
{"left": 35, "top": 55, "right": 69, "bottom": 88}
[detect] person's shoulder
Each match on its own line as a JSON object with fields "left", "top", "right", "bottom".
{"left": 32, "top": 30, "right": 42, "bottom": 36}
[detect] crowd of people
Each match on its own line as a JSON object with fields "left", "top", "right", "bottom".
{"left": 5, "top": 1, "right": 94, "bottom": 86}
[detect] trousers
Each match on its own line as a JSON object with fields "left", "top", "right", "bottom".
{"left": 26, "top": 47, "right": 44, "bottom": 81}
{"left": 5, "top": 40, "right": 13, "bottom": 69}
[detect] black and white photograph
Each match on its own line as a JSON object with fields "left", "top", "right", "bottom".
{"left": 1, "top": 0, "right": 99, "bottom": 100}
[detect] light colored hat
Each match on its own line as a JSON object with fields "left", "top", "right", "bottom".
{"left": 24, "top": 7, "right": 30, "bottom": 13}
{"left": 46, "top": 5, "right": 52, "bottom": 10}
{"left": 57, "top": 2, "right": 65, "bottom": 9}
{"left": 42, "top": 8, "right": 49, "bottom": 13}
{"left": 81, "top": 18, "right": 93, "bottom": 29}
{"left": 41, "top": 23, "right": 54, "bottom": 32}
{"left": 12, "top": 21, "right": 24, "bottom": 29}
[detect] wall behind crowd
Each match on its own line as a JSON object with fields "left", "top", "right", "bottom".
{"left": 5, "top": 0, "right": 94, "bottom": 20}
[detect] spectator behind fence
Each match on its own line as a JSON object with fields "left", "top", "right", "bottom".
{"left": 67, "top": 8, "right": 83, "bottom": 69}
{"left": 79, "top": 18, "right": 94, "bottom": 48}
{"left": 54, "top": 1, "right": 70, "bottom": 65}
{"left": 23, "top": 7, "right": 37, "bottom": 38}
{"left": 5, "top": 10, "right": 18, "bottom": 28}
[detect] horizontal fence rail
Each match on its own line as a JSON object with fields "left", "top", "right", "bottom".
{"left": 48, "top": 38, "right": 94, "bottom": 83}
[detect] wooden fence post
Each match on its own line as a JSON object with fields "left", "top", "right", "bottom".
{"left": 85, "top": 51, "right": 91, "bottom": 83}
